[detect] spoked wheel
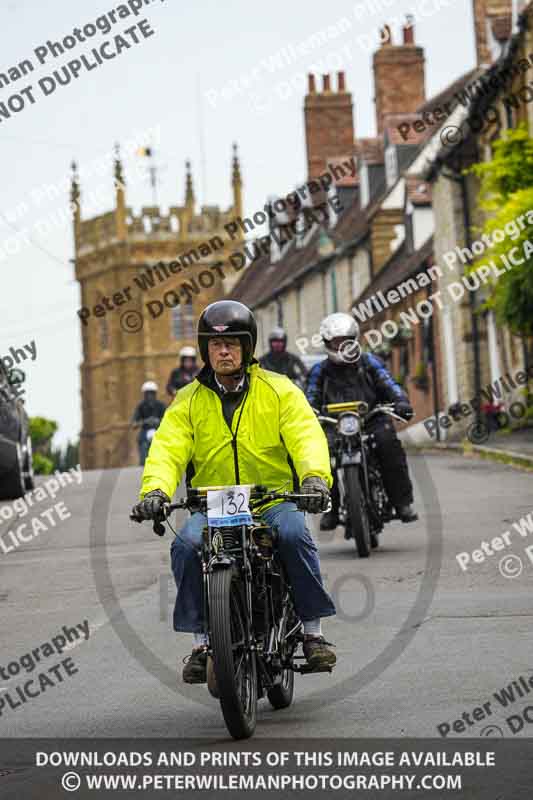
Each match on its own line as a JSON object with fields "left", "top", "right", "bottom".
{"left": 343, "top": 465, "right": 371, "bottom": 558}
{"left": 267, "top": 589, "right": 298, "bottom": 710}
{"left": 210, "top": 567, "right": 257, "bottom": 739}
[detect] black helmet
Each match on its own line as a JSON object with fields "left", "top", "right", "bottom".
{"left": 268, "top": 326, "right": 287, "bottom": 345}
{"left": 198, "top": 300, "right": 257, "bottom": 366}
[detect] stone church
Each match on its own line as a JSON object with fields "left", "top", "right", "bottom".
{"left": 73, "top": 145, "right": 244, "bottom": 469}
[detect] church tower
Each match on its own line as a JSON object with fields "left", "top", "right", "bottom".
{"left": 73, "top": 145, "right": 244, "bottom": 468}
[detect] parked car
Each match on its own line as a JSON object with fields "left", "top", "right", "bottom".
{"left": 0, "top": 363, "right": 34, "bottom": 499}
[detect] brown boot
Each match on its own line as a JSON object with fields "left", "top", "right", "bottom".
{"left": 302, "top": 635, "right": 336, "bottom": 671}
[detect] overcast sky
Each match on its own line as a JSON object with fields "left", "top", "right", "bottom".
{"left": 0, "top": 0, "right": 475, "bottom": 446}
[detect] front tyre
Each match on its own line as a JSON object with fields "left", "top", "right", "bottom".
{"left": 23, "top": 435, "right": 35, "bottom": 491}
{"left": 210, "top": 567, "right": 257, "bottom": 739}
{"left": 344, "top": 465, "right": 371, "bottom": 558}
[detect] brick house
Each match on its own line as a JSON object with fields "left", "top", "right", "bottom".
{"left": 406, "top": 0, "right": 532, "bottom": 437}
{"left": 230, "top": 23, "right": 445, "bottom": 429}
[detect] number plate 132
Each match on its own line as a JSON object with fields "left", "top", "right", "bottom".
{"left": 207, "top": 485, "right": 253, "bottom": 527}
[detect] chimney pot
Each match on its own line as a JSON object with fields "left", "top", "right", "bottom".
{"left": 338, "top": 71, "right": 346, "bottom": 91}
{"left": 380, "top": 24, "right": 392, "bottom": 45}
{"left": 322, "top": 74, "right": 331, "bottom": 91}
{"left": 403, "top": 15, "right": 415, "bottom": 44}
{"left": 308, "top": 74, "right": 316, "bottom": 93}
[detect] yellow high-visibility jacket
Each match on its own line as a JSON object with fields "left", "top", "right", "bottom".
{"left": 140, "top": 362, "right": 332, "bottom": 503}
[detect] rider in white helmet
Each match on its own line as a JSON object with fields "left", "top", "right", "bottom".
{"left": 306, "top": 312, "right": 417, "bottom": 529}
{"left": 166, "top": 346, "right": 199, "bottom": 398}
{"left": 132, "top": 381, "right": 166, "bottom": 465}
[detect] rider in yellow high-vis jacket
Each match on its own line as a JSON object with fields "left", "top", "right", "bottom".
{"left": 140, "top": 361, "right": 332, "bottom": 509}
{"left": 132, "top": 300, "right": 337, "bottom": 684}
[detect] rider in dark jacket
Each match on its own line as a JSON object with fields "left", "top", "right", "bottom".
{"left": 166, "top": 347, "right": 199, "bottom": 398}
{"left": 132, "top": 381, "right": 166, "bottom": 465}
{"left": 306, "top": 313, "right": 417, "bottom": 530}
{"left": 259, "top": 327, "right": 308, "bottom": 389}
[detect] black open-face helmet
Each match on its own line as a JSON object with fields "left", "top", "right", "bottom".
{"left": 197, "top": 300, "right": 257, "bottom": 366}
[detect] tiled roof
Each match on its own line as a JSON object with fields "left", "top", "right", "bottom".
{"left": 383, "top": 114, "right": 431, "bottom": 146}
{"left": 417, "top": 67, "right": 482, "bottom": 115}
{"left": 230, "top": 191, "right": 373, "bottom": 309}
{"left": 232, "top": 71, "right": 480, "bottom": 312}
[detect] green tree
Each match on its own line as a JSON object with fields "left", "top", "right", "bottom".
{"left": 29, "top": 416, "right": 58, "bottom": 474}
{"left": 468, "top": 124, "right": 533, "bottom": 348}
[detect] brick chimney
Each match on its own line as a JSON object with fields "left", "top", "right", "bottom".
{"left": 304, "top": 71, "right": 354, "bottom": 181}
{"left": 373, "top": 19, "right": 426, "bottom": 136}
{"left": 472, "top": 0, "right": 513, "bottom": 67}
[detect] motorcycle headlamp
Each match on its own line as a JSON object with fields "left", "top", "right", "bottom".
{"left": 338, "top": 413, "right": 360, "bottom": 436}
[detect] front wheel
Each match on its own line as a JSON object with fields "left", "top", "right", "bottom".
{"left": 343, "top": 465, "right": 371, "bottom": 558}
{"left": 210, "top": 567, "right": 257, "bottom": 739}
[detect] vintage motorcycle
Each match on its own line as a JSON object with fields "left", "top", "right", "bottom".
{"left": 133, "top": 485, "right": 328, "bottom": 740}
{"left": 317, "top": 401, "right": 410, "bottom": 558}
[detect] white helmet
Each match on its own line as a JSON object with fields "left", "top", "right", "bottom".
{"left": 179, "top": 346, "right": 196, "bottom": 358}
{"left": 142, "top": 381, "right": 158, "bottom": 392}
{"left": 319, "top": 313, "right": 361, "bottom": 365}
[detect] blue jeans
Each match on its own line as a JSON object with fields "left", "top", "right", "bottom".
{"left": 170, "top": 502, "right": 336, "bottom": 633}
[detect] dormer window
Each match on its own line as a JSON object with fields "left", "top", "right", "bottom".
{"left": 385, "top": 145, "right": 398, "bottom": 187}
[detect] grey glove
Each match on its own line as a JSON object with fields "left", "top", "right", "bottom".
{"left": 131, "top": 489, "right": 170, "bottom": 522}
{"left": 300, "top": 476, "right": 330, "bottom": 514}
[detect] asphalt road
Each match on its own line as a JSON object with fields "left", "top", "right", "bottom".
{"left": 1, "top": 452, "right": 532, "bottom": 740}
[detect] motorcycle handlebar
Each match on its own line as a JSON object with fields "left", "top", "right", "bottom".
{"left": 317, "top": 403, "right": 412, "bottom": 425}
{"left": 131, "top": 487, "right": 325, "bottom": 536}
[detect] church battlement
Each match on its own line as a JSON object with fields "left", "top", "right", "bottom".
{"left": 76, "top": 203, "right": 239, "bottom": 251}
{"left": 72, "top": 144, "right": 243, "bottom": 255}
